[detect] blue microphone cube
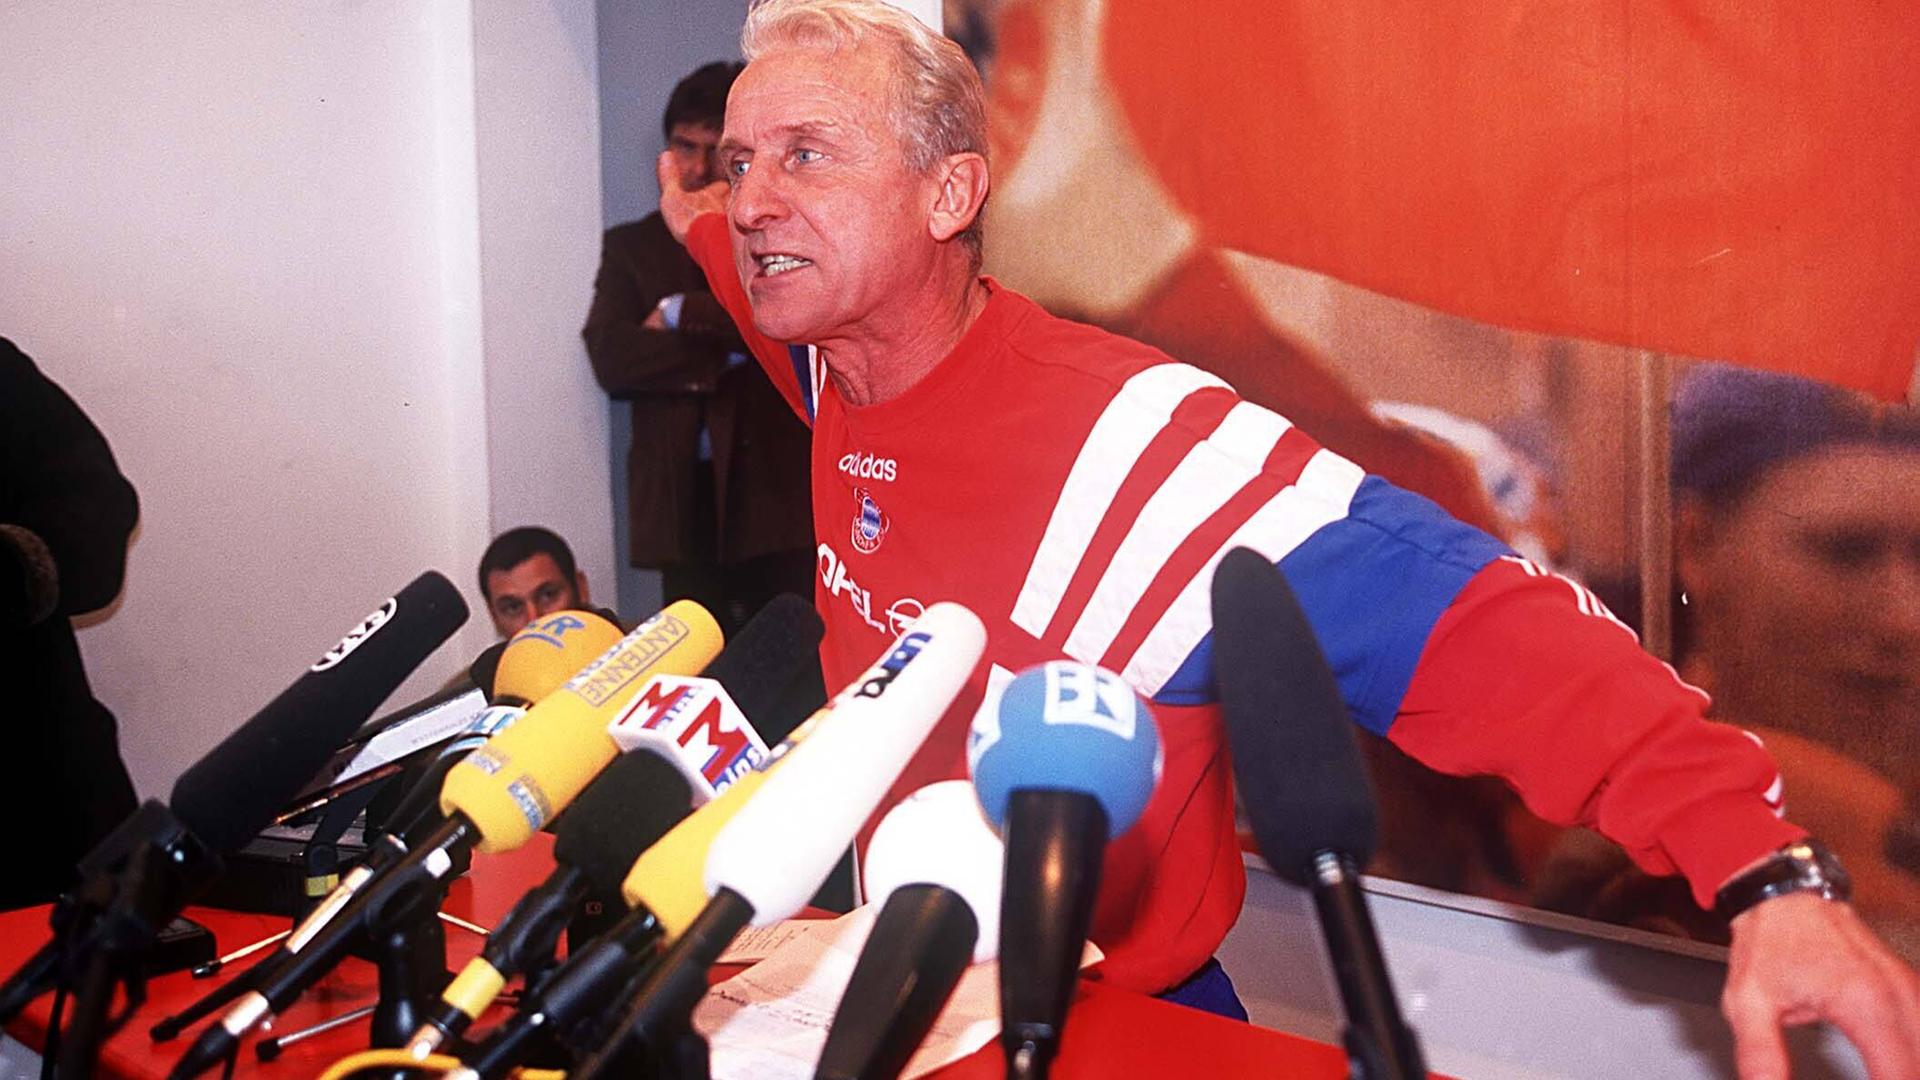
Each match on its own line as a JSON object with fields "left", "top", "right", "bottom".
{"left": 967, "top": 660, "right": 1163, "bottom": 839}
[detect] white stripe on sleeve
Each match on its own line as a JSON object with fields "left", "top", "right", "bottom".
{"left": 1063, "top": 403, "right": 1290, "bottom": 665}
{"left": 1121, "top": 449, "right": 1365, "bottom": 696}
{"left": 1009, "top": 364, "right": 1231, "bottom": 638}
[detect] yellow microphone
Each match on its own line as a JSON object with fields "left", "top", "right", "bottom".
{"left": 441, "top": 599, "right": 722, "bottom": 853}
{"left": 491, "top": 609, "right": 627, "bottom": 706}
{"left": 438, "top": 708, "right": 831, "bottom": 1080}
{"left": 621, "top": 706, "right": 829, "bottom": 937}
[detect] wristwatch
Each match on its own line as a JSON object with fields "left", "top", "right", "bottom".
{"left": 1714, "top": 838, "right": 1852, "bottom": 919}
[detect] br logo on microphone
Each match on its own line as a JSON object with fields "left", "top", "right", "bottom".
{"left": 512, "top": 612, "right": 589, "bottom": 649}
{"left": 608, "top": 675, "right": 769, "bottom": 803}
{"left": 1039, "top": 662, "right": 1140, "bottom": 741}
{"left": 969, "top": 661, "right": 1164, "bottom": 837}
{"left": 310, "top": 597, "right": 397, "bottom": 672}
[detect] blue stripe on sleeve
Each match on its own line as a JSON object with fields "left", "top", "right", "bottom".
{"left": 1151, "top": 476, "right": 1510, "bottom": 734}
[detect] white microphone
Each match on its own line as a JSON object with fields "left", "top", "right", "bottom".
{"left": 705, "top": 602, "right": 988, "bottom": 924}
{"left": 572, "top": 602, "right": 987, "bottom": 1080}
{"left": 861, "top": 779, "right": 1005, "bottom": 961}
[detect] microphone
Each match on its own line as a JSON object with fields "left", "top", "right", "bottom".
{"left": 407, "top": 595, "right": 821, "bottom": 1057}
{"left": 407, "top": 752, "right": 696, "bottom": 1057}
{"left": 170, "top": 572, "right": 469, "bottom": 856}
{"left": 603, "top": 593, "right": 822, "bottom": 804}
{"left": 0, "top": 572, "right": 466, "bottom": 1047}
{"left": 169, "top": 600, "right": 722, "bottom": 1079}
{"left": 444, "top": 596, "right": 827, "bottom": 1080}
{"left": 152, "top": 608, "right": 629, "bottom": 1045}
{"left": 466, "top": 606, "right": 623, "bottom": 703}
{"left": 371, "top": 607, "right": 628, "bottom": 842}
{"left": 967, "top": 660, "right": 1163, "bottom": 1080}
{"left": 446, "top": 765, "right": 787, "bottom": 1080}
{"left": 491, "top": 609, "right": 628, "bottom": 706}
{"left": 814, "top": 780, "right": 1005, "bottom": 1080}
{"left": 1210, "top": 546, "right": 1426, "bottom": 1080}
{"left": 572, "top": 603, "right": 987, "bottom": 1080}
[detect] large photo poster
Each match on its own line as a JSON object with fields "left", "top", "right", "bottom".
{"left": 949, "top": 0, "right": 1920, "bottom": 957}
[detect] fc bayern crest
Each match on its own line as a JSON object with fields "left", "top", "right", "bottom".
{"left": 851, "top": 485, "right": 891, "bottom": 553}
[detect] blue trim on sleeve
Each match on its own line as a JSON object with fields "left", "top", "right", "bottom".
{"left": 789, "top": 344, "right": 816, "bottom": 423}
{"left": 1151, "top": 476, "right": 1509, "bottom": 734}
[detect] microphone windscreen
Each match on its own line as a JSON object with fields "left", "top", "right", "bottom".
{"left": 966, "top": 660, "right": 1162, "bottom": 840}
{"left": 170, "top": 571, "right": 469, "bottom": 854}
{"left": 1210, "top": 546, "right": 1378, "bottom": 882}
{"left": 553, "top": 752, "right": 696, "bottom": 892}
{"left": 440, "top": 599, "right": 722, "bottom": 853}
{"left": 862, "top": 780, "right": 1005, "bottom": 961}
{"left": 492, "top": 609, "right": 626, "bottom": 705}
{"left": 697, "top": 593, "right": 823, "bottom": 742}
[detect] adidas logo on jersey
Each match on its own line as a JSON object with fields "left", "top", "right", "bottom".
{"left": 837, "top": 452, "right": 898, "bottom": 482}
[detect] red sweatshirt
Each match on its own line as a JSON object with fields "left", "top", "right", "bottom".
{"left": 687, "top": 214, "right": 1800, "bottom": 992}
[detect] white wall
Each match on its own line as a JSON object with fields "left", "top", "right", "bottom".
{"left": 0, "top": 0, "right": 609, "bottom": 798}
{"left": 474, "top": 3, "right": 613, "bottom": 566}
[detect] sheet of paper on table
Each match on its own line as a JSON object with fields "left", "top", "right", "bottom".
{"left": 695, "top": 906, "right": 1102, "bottom": 1080}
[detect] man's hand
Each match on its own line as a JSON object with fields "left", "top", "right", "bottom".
{"left": 657, "top": 150, "right": 728, "bottom": 246}
{"left": 1724, "top": 893, "right": 1920, "bottom": 1078}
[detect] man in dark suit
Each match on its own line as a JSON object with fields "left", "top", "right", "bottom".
{"left": 0, "top": 336, "right": 141, "bottom": 909}
{"left": 584, "top": 61, "right": 814, "bottom": 637}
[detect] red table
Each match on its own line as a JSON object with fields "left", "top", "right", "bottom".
{"left": 1, "top": 836, "right": 1356, "bottom": 1077}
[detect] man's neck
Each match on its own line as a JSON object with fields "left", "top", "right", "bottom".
{"left": 820, "top": 274, "right": 991, "bottom": 408}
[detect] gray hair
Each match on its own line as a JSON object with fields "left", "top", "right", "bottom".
{"left": 742, "top": 0, "right": 989, "bottom": 262}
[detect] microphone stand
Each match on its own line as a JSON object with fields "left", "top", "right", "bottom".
{"left": 654, "top": 1023, "right": 712, "bottom": 1080}
{"left": 1, "top": 803, "right": 202, "bottom": 1026}
{"left": 150, "top": 782, "right": 388, "bottom": 1044}
{"left": 363, "top": 873, "right": 453, "bottom": 1051}
{"left": 1309, "top": 851, "right": 1426, "bottom": 1080}
{"left": 56, "top": 842, "right": 166, "bottom": 1078}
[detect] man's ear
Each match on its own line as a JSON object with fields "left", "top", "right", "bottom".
{"left": 928, "top": 151, "right": 990, "bottom": 244}
{"left": 574, "top": 570, "right": 591, "bottom": 607}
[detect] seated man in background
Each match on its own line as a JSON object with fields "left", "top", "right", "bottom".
{"left": 478, "top": 525, "right": 591, "bottom": 639}
{"left": 1, "top": 336, "right": 141, "bottom": 909}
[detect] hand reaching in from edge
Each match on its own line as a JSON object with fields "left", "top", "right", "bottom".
{"left": 658, "top": 150, "right": 728, "bottom": 246}
{"left": 1723, "top": 893, "right": 1920, "bottom": 1079}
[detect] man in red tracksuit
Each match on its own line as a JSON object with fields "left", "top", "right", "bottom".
{"left": 656, "top": 1, "right": 1920, "bottom": 1073}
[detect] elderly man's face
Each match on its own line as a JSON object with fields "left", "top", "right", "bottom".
{"left": 720, "top": 46, "right": 941, "bottom": 344}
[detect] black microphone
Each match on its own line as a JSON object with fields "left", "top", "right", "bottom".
{"left": 966, "top": 660, "right": 1163, "bottom": 1080}
{"left": 406, "top": 751, "right": 697, "bottom": 1056}
{"left": 151, "top": 607, "right": 620, "bottom": 1047}
{"left": 0, "top": 572, "right": 467, "bottom": 1054}
{"left": 1210, "top": 546, "right": 1426, "bottom": 1080}
{"left": 814, "top": 780, "right": 1006, "bottom": 1080}
{"left": 817, "top": 888, "right": 974, "bottom": 1080}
